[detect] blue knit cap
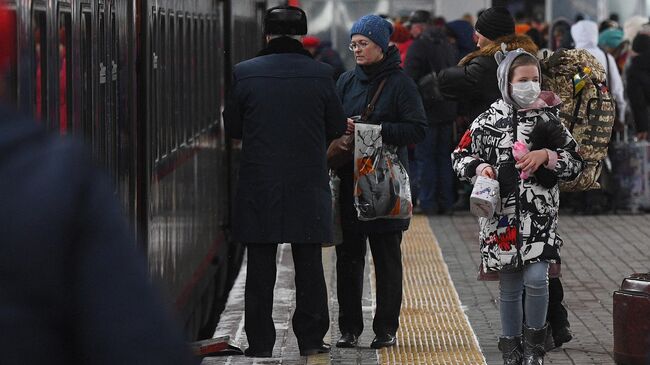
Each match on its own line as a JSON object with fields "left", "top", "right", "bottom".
{"left": 350, "top": 15, "right": 394, "bottom": 52}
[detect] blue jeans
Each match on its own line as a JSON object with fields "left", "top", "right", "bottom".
{"left": 500, "top": 261, "right": 549, "bottom": 337}
{"left": 414, "top": 124, "right": 454, "bottom": 212}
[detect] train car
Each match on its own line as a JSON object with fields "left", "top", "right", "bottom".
{"left": 1, "top": 0, "right": 266, "bottom": 340}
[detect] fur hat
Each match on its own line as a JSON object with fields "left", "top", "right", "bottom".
{"left": 264, "top": 6, "right": 307, "bottom": 36}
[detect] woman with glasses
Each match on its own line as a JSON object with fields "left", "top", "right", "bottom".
{"left": 333, "top": 14, "right": 427, "bottom": 350}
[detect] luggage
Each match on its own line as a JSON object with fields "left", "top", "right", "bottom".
{"left": 609, "top": 128, "right": 650, "bottom": 213}
{"left": 613, "top": 273, "right": 650, "bottom": 364}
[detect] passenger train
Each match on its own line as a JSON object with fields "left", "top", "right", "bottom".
{"left": 1, "top": 0, "right": 270, "bottom": 340}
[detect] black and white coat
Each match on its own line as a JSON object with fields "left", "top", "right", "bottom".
{"left": 452, "top": 96, "right": 583, "bottom": 272}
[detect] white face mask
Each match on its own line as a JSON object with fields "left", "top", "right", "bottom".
{"left": 510, "top": 81, "right": 541, "bottom": 107}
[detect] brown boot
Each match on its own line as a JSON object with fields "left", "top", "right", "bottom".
{"left": 498, "top": 336, "right": 523, "bottom": 365}
{"left": 523, "top": 323, "right": 548, "bottom": 365}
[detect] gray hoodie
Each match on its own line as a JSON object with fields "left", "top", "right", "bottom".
{"left": 495, "top": 47, "right": 542, "bottom": 109}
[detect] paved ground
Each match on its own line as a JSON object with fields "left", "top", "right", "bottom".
{"left": 432, "top": 212, "right": 650, "bottom": 365}
{"left": 201, "top": 213, "right": 650, "bottom": 364}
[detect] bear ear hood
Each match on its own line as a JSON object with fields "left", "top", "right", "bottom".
{"left": 495, "top": 47, "right": 542, "bottom": 108}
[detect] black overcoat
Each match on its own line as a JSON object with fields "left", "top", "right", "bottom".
{"left": 335, "top": 46, "right": 428, "bottom": 234}
{"left": 224, "top": 38, "right": 346, "bottom": 244}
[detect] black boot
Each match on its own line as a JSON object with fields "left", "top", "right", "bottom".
{"left": 498, "top": 336, "right": 523, "bottom": 365}
{"left": 523, "top": 324, "right": 548, "bottom": 365}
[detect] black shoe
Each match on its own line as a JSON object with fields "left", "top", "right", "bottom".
{"left": 370, "top": 334, "right": 396, "bottom": 349}
{"left": 336, "top": 333, "right": 358, "bottom": 348}
{"left": 552, "top": 325, "right": 573, "bottom": 348}
{"left": 299, "top": 342, "right": 331, "bottom": 356}
{"left": 244, "top": 348, "right": 272, "bottom": 357}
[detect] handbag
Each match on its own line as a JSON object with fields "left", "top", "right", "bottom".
{"left": 327, "top": 79, "right": 388, "bottom": 169}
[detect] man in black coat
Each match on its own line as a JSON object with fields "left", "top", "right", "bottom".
{"left": 404, "top": 11, "right": 459, "bottom": 215}
{"left": 223, "top": 5, "right": 346, "bottom": 358}
{"left": 0, "top": 110, "right": 197, "bottom": 365}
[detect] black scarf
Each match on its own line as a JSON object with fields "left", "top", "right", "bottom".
{"left": 358, "top": 46, "right": 401, "bottom": 83}
{"left": 257, "top": 37, "right": 312, "bottom": 58}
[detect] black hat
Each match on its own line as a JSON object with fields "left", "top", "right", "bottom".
{"left": 474, "top": 6, "right": 515, "bottom": 41}
{"left": 407, "top": 10, "right": 432, "bottom": 26}
{"left": 264, "top": 6, "right": 307, "bottom": 35}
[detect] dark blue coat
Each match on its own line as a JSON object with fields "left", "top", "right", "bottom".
{"left": 224, "top": 38, "right": 346, "bottom": 244}
{"left": 0, "top": 107, "right": 196, "bottom": 365}
{"left": 335, "top": 46, "right": 428, "bottom": 233}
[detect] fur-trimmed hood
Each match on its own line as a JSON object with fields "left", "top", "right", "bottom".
{"left": 459, "top": 33, "right": 538, "bottom": 65}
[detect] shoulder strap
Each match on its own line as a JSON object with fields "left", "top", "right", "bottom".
{"left": 361, "top": 78, "right": 388, "bottom": 121}
{"left": 601, "top": 47, "right": 612, "bottom": 90}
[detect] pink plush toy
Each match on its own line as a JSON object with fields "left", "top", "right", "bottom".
{"left": 512, "top": 141, "right": 530, "bottom": 179}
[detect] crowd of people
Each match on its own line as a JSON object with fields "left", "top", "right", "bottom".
{"left": 224, "top": 4, "right": 649, "bottom": 365}
{"left": 2, "top": 1, "right": 649, "bottom": 364}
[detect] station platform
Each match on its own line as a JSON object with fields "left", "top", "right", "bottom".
{"left": 201, "top": 213, "right": 650, "bottom": 365}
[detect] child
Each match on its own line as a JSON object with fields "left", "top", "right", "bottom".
{"left": 452, "top": 48, "right": 583, "bottom": 365}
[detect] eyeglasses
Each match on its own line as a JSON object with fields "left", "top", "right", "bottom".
{"left": 348, "top": 41, "right": 370, "bottom": 51}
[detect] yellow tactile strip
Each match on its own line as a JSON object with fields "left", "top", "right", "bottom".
{"left": 379, "top": 216, "right": 486, "bottom": 365}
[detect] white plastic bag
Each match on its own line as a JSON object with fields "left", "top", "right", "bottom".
{"left": 353, "top": 123, "right": 412, "bottom": 221}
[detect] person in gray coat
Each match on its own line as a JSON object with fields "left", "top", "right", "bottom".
{"left": 223, "top": 5, "right": 346, "bottom": 358}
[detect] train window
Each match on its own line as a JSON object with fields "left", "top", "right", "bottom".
{"left": 159, "top": 9, "right": 166, "bottom": 158}
{"left": 32, "top": 8, "right": 47, "bottom": 123}
{"left": 177, "top": 15, "right": 184, "bottom": 144}
{"left": 168, "top": 12, "right": 175, "bottom": 150}
{"left": 110, "top": 8, "right": 118, "bottom": 182}
{"left": 58, "top": 8, "right": 72, "bottom": 135}
{"left": 150, "top": 8, "right": 158, "bottom": 162}
{"left": 0, "top": 6, "right": 17, "bottom": 107}
{"left": 186, "top": 14, "right": 194, "bottom": 142}
{"left": 80, "top": 8, "right": 92, "bottom": 141}
{"left": 98, "top": 6, "right": 107, "bottom": 166}
{"left": 198, "top": 17, "right": 205, "bottom": 130}
{"left": 192, "top": 16, "right": 198, "bottom": 137}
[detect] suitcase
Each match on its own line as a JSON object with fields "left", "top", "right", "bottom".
{"left": 609, "top": 127, "right": 650, "bottom": 213}
{"left": 613, "top": 273, "right": 650, "bottom": 364}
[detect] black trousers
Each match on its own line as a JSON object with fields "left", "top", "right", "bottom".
{"left": 335, "top": 230, "right": 403, "bottom": 337}
{"left": 547, "top": 277, "right": 569, "bottom": 330}
{"left": 244, "top": 243, "right": 329, "bottom": 351}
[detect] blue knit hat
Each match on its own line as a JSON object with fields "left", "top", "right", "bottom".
{"left": 350, "top": 15, "right": 394, "bottom": 52}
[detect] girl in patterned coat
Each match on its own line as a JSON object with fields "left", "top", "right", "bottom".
{"left": 452, "top": 48, "right": 583, "bottom": 365}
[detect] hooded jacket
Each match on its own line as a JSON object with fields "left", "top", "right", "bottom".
{"left": 438, "top": 34, "right": 538, "bottom": 123}
{"left": 451, "top": 51, "right": 583, "bottom": 272}
{"left": 571, "top": 20, "right": 626, "bottom": 121}
{"left": 446, "top": 20, "right": 477, "bottom": 61}
{"left": 336, "top": 46, "right": 427, "bottom": 233}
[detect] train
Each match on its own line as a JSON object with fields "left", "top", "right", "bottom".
{"left": 1, "top": 0, "right": 269, "bottom": 340}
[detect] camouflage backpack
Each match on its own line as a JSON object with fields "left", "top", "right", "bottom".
{"left": 539, "top": 49, "right": 615, "bottom": 191}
